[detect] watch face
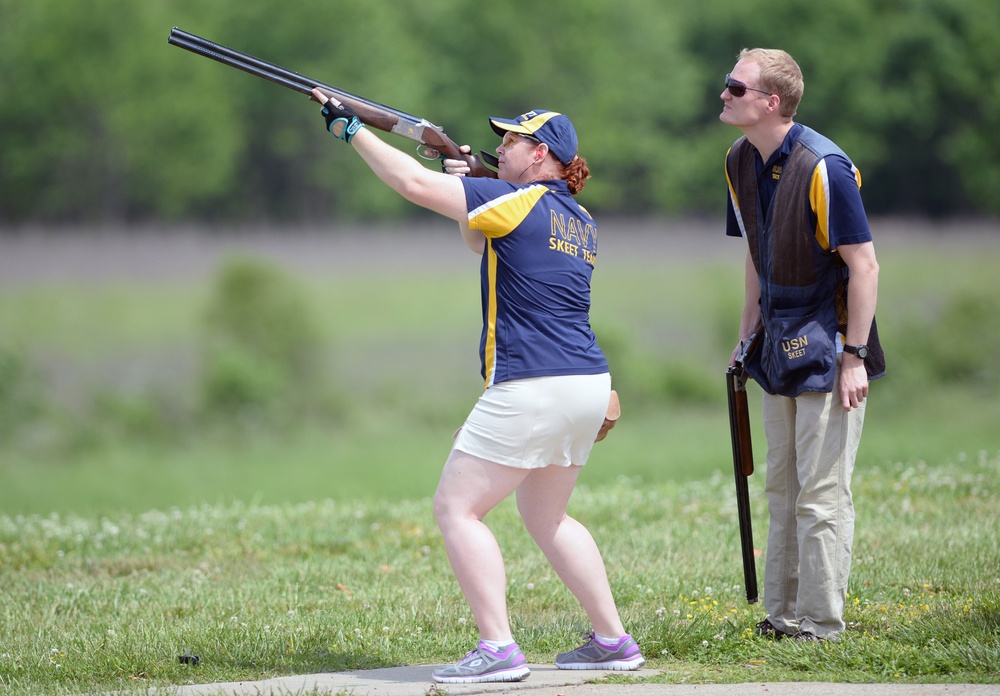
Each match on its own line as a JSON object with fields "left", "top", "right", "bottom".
{"left": 857, "top": 345, "right": 869, "bottom": 359}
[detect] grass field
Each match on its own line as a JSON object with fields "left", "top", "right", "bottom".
{"left": 1, "top": 455, "right": 997, "bottom": 694}
{"left": 1, "top": 219, "right": 999, "bottom": 693}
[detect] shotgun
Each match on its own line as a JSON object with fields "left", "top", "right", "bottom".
{"left": 167, "top": 28, "right": 498, "bottom": 178}
{"left": 727, "top": 334, "right": 760, "bottom": 604}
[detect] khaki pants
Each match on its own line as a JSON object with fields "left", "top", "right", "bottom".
{"left": 760, "top": 363, "right": 866, "bottom": 638}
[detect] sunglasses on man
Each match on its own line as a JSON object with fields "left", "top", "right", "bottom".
{"left": 725, "top": 74, "right": 772, "bottom": 99}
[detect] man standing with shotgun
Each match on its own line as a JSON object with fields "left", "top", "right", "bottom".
{"left": 720, "top": 48, "right": 886, "bottom": 642}
{"left": 311, "top": 90, "right": 641, "bottom": 682}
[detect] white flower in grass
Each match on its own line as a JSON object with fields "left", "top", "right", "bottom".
{"left": 526, "top": 583, "right": 535, "bottom": 590}
{"left": 458, "top": 617, "right": 467, "bottom": 625}
{"left": 701, "top": 640, "right": 709, "bottom": 648}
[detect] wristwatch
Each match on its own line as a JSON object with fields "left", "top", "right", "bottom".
{"left": 843, "top": 344, "right": 869, "bottom": 359}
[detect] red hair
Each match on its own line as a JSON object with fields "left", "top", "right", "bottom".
{"left": 563, "top": 156, "right": 590, "bottom": 195}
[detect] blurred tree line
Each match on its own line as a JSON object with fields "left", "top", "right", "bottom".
{"left": 1, "top": 0, "right": 998, "bottom": 225}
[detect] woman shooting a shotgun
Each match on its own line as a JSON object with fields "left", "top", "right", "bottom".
{"left": 311, "top": 88, "right": 642, "bottom": 684}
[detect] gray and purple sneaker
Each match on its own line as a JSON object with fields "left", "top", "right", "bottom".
{"left": 555, "top": 633, "right": 645, "bottom": 670}
{"left": 432, "top": 641, "right": 530, "bottom": 683}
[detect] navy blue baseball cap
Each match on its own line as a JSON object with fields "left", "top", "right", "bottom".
{"left": 489, "top": 110, "right": 579, "bottom": 166}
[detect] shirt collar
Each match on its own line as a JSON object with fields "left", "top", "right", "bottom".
{"left": 779, "top": 123, "right": 804, "bottom": 155}
{"left": 753, "top": 123, "right": 803, "bottom": 172}
{"left": 772, "top": 123, "right": 803, "bottom": 163}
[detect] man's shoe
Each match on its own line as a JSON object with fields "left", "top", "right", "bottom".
{"left": 431, "top": 642, "right": 530, "bottom": 683}
{"left": 555, "top": 633, "right": 645, "bottom": 670}
{"left": 754, "top": 618, "right": 792, "bottom": 640}
{"left": 793, "top": 631, "right": 823, "bottom": 643}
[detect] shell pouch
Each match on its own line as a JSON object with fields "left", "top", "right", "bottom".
{"left": 744, "top": 301, "right": 837, "bottom": 397}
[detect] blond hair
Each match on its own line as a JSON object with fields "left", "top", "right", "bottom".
{"left": 738, "top": 48, "right": 804, "bottom": 118}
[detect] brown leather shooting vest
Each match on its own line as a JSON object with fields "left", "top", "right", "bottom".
{"left": 726, "top": 126, "right": 885, "bottom": 396}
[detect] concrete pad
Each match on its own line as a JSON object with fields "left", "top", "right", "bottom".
{"left": 154, "top": 665, "right": 997, "bottom": 696}
{"left": 158, "top": 663, "right": 659, "bottom": 695}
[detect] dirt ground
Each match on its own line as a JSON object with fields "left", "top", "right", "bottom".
{"left": 2, "top": 217, "right": 995, "bottom": 287}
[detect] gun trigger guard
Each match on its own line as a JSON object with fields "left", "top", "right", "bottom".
{"left": 416, "top": 144, "right": 440, "bottom": 161}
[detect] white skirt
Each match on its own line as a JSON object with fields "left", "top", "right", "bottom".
{"left": 453, "top": 373, "right": 611, "bottom": 469}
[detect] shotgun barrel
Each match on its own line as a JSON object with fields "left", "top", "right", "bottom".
{"left": 727, "top": 362, "right": 759, "bottom": 604}
{"left": 167, "top": 28, "right": 497, "bottom": 178}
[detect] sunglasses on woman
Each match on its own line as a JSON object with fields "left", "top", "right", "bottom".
{"left": 725, "top": 74, "right": 772, "bottom": 98}
{"left": 500, "top": 132, "right": 541, "bottom": 149}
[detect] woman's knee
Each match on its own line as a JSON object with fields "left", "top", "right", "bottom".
{"left": 434, "top": 480, "right": 495, "bottom": 530}
{"left": 433, "top": 486, "right": 460, "bottom": 529}
{"left": 518, "top": 501, "right": 564, "bottom": 540}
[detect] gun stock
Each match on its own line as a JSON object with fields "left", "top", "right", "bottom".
{"left": 167, "top": 28, "right": 497, "bottom": 178}
{"left": 727, "top": 359, "right": 759, "bottom": 604}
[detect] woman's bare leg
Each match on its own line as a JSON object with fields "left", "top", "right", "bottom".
{"left": 516, "top": 465, "right": 625, "bottom": 637}
{"left": 433, "top": 448, "right": 529, "bottom": 642}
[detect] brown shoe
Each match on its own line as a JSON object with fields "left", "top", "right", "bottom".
{"left": 754, "top": 618, "right": 791, "bottom": 640}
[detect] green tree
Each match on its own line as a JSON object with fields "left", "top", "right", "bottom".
{"left": 0, "top": 0, "right": 997, "bottom": 222}
{"left": 0, "top": 0, "right": 242, "bottom": 221}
